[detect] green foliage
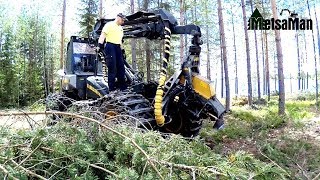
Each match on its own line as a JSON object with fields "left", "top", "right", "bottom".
{"left": 0, "top": 26, "right": 19, "bottom": 108}
{"left": 233, "top": 107, "right": 286, "bottom": 130}
{"left": 78, "top": 0, "right": 98, "bottom": 37}
{"left": 201, "top": 99, "right": 319, "bottom": 179}
{"left": 285, "top": 101, "right": 315, "bottom": 121}
{"left": 202, "top": 100, "right": 316, "bottom": 144}
{"left": 261, "top": 137, "right": 320, "bottom": 178}
{"left": 0, "top": 4, "right": 57, "bottom": 108}
{"left": 203, "top": 107, "right": 286, "bottom": 144}
{"left": 209, "top": 118, "right": 252, "bottom": 142}
{"left": 294, "top": 92, "right": 317, "bottom": 101}
{"left": 0, "top": 122, "right": 288, "bottom": 179}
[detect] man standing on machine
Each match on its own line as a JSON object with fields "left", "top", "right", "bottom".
{"left": 97, "top": 13, "right": 127, "bottom": 91}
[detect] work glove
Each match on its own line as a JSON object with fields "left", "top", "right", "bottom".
{"left": 96, "top": 43, "right": 105, "bottom": 60}
{"left": 96, "top": 43, "right": 104, "bottom": 53}
{"left": 122, "top": 49, "right": 126, "bottom": 60}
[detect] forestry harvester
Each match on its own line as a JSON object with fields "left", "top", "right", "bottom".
{"left": 46, "top": 9, "right": 225, "bottom": 137}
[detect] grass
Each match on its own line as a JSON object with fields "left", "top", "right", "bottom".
{"left": 201, "top": 105, "right": 288, "bottom": 143}
{"left": 200, "top": 97, "right": 320, "bottom": 179}
{"left": 260, "top": 136, "right": 320, "bottom": 178}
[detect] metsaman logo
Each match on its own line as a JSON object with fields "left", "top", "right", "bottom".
{"left": 248, "top": 8, "right": 313, "bottom": 30}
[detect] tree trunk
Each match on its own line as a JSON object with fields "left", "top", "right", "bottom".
{"left": 315, "top": 2, "right": 320, "bottom": 96}
{"left": 205, "top": 3, "right": 210, "bottom": 80}
{"left": 99, "top": 0, "right": 103, "bottom": 18}
{"left": 137, "top": 0, "right": 141, "bottom": 9}
{"left": 184, "top": 14, "right": 188, "bottom": 58}
{"left": 303, "top": 30, "right": 308, "bottom": 90}
{"left": 250, "top": 0, "right": 261, "bottom": 99}
{"left": 231, "top": 7, "right": 238, "bottom": 96}
{"left": 143, "top": 0, "right": 151, "bottom": 81}
{"left": 264, "top": 30, "right": 270, "bottom": 101}
{"left": 261, "top": 30, "right": 265, "bottom": 95}
{"left": 218, "top": 0, "right": 230, "bottom": 111}
{"left": 271, "top": 0, "right": 285, "bottom": 115}
{"left": 206, "top": 24, "right": 210, "bottom": 80}
{"left": 220, "top": 38, "right": 224, "bottom": 98}
{"left": 307, "top": 72, "right": 309, "bottom": 89}
{"left": 290, "top": 73, "right": 293, "bottom": 94}
{"left": 146, "top": 42, "right": 151, "bottom": 81}
{"left": 215, "top": 60, "right": 219, "bottom": 93}
{"left": 274, "top": 52, "right": 277, "bottom": 92}
{"left": 296, "top": 29, "right": 301, "bottom": 90}
{"left": 179, "top": 0, "right": 184, "bottom": 64}
{"left": 60, "top": 0, "right": 66, "bottom": 70}
{"left": 307, "top": 0, "right": 318, "bottom": 107}
{"left": 261, "top": 0, "right": 266, "bottom": 96}
{"left": 50, "top": 35, "right": 54, "bottom": 93}
{"left": 241, "top": 0, "right": 253, "bottom": 106}
{"left": 44, "top": 37, "right": 49, "bottom": 97}
{"left": 130, "top": 0, "right": 137, "bottom": 70}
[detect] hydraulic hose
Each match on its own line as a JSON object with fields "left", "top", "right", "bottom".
{"left": 99, "top": 52, "right": 108, "bottom": 82}
{"left": 101, "top": 58, "right": 107, "bottom": 82}
{"left": 154, "top": 26, "right": 171, "bottom": 126}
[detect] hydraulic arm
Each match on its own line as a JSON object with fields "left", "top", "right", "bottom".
{"left": 92, "top": 9, "right": 201, "bottom": 41}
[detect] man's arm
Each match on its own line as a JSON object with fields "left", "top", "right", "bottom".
{"left": 98, "top": 33, "right": 106, "bottom": 44}
{"left": 99, "top": 23, "right": 110, "bottom": 44}
{"left": 97, "top": 26, "right": 107, "bottom": 50}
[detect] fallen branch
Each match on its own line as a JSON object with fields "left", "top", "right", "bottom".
{"left": 294, "top": 161, "right": 310, "bottom": 180}
{"left": 258, "top": 148, "right": 290, "bottom": 177}
{"left": 10, "top": 159, "right": 46, "bottom": 180}
{"left": 17, "top": 140, "right": 42, "bottom": 167}
{"left": 0, "top": 111, "right": 164, "bottom": 180}
{"left": 89, "top": 163, "right": 118, "bottom": 178}
{"left": 149, "top": 158, "right": 224, "bottom": 176}
{"left": 19, "top": 110, "right": 42, "bottom": 128}
{"left": 0, "top": 163, "right": 19, "bottom": 180}
{"left": 312, "top": 171, "right": 320, "bottom": 180}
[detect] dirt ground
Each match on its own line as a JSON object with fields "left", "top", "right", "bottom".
{"left": 0, "top": 110, "right": 46, "bottom": 130}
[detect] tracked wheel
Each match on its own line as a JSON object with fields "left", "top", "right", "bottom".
{"left": 97, "top": 88, "right": 204, "bottom": 137}
{"left": 98, "top": 91, "right": 156, "bottom": 130}
{"left": 45, "top": 93, "right": 74, "bottom": 123}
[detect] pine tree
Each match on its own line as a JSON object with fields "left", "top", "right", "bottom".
{"left": 250, "top": 0, "right": 261, "bottom": 99}
{"left": 241, "top": 0, "right": 253, "bottom": 106}
{"left": 218, "top": 0, "right": 230, "bottom": 111}
{"left": 231, "top": 5, "right": 238, "bottom": 96}
{"left": 79, "top": 0, "right": 98, "bottom": 37}
{"left": 0, "top": 28, "right": 18, "bottom": 107}
{"left": 179, "top": 0, "right": 184, "bottom": 64}
{"left": 143, "top": 0, "right": 152, "bottom": 81}
{"left": 60, "top": 0, "right": 66, "bottom": 70}
{"left": 130, "top": 0, "right": 137, "bottom": 70}
{"left": 271, "top": 0, "right": 285, "bottom": 115}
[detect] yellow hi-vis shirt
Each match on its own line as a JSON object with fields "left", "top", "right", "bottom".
{"left": 102, "top": 21, "right": 123, "bottom": 45}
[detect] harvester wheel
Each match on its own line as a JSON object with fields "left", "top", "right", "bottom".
{"left": 162, "top": 85, "right": 203, "bottom": 137}
{"left": 98, "top": 91, "right": 156, "bottom": 130}
{"left": 45, "top": 93, "right": 73, "bottom": 123}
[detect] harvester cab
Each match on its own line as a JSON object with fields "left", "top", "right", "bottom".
{"left": 61, "top": 36, "right": 108, "bottom": 100}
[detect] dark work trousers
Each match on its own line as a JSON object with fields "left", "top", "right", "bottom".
{"left": 104, "top": 42, "right": 126, "bottom": 91}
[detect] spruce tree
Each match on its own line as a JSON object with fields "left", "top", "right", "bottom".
{"left": 79, "top": 0, "right": 98, "bottom": 37}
